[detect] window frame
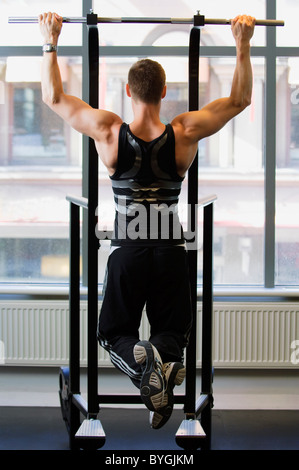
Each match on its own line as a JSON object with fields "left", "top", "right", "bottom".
{"left": 0, "top": 0, "right": 298, "bottom": 298}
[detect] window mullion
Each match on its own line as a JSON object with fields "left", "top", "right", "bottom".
{"left": 264, "top": 0, "right": 277, "bottom": 288}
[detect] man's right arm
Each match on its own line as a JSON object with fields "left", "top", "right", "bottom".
{"left": 172, "top": 15, "right": 255, "bottom": 176}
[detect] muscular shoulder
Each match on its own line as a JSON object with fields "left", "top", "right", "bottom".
{"left": 171, "top": 112, "right": 201, "bottom": 145}
{"left": 94, "top": 111, "right": 123, "bottom": 144}
{"left": 171, "top": 115, "right": 199, "bottom": 177}
{"left": 93, "top": 114, "right": 123, "bottom": 175}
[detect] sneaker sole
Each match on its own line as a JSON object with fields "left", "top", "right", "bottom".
{"left": 168, "top": 363, "right": 186, "bottom": 388}
{"left": 150, "top": 407, "right": 172, "bottom": 429}
{"left": 150, "top": 363, "right": 186, "bottom": 430}
{"left": 133, "top": 341, "right": 164, "bottom": 412}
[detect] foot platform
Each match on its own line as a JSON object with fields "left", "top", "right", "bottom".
{"left": 75, "top": 419, "right": 106, "bottom": 450}
{"left": 175, "top": 419, "right": 206, "bottom": 450}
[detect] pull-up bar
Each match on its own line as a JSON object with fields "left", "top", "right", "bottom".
{"left": 8, "top": 15, "right": 284, "bottom": 27}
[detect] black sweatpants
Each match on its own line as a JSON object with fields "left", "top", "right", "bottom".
{"left": 97, "top": 245, "right": 193, "bottom": 388}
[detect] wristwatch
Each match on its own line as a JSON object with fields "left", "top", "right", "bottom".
{"left": 42, "top": 44, "right": 58, "bottom": 53}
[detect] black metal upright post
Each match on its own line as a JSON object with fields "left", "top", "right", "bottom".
{"left": 187, "top": 14, "right": 213, "bottom": 450}
{"left": 68, "top": 201, "right": 81, "bottom": 449}
{"left": 86, "top": 12, "right": 99, "bottom": 418}
{"left": 184, "top": 16, "right": 202, "bottom": 416}
{"left": 184, "top": 14, "right": 213, "bottom": 451}
{"left": 201, "top": 202, "right": 214, "bottom": 449}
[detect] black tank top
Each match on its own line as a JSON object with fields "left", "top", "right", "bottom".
{"left": 110, "top": 122, "right": 185, "bottom": 246}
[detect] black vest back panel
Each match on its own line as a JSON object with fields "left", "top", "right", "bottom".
{"left": 110, "top": 123, "right": 185, "bottom": 246}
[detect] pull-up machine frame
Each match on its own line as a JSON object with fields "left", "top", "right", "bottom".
{"left": 66, "top": 13, "right": 217, "bottom": 451}
{"left": 9, "top": 11, "right": 284, "bottom": 451}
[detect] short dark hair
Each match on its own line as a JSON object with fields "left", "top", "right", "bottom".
{"left": 128, "top": 59, "right": 166, "bottom": 104}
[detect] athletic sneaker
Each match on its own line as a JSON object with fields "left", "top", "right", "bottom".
{"left": 133, "top": 341, "right": 165, "bottom": 412}
{"left": 150, "top": 362, "right": 186, "bottom": 429}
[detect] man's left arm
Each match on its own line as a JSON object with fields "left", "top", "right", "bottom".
{"left": 39, "top": 12, "right": 122, "bottom": 142}
{"left": 172, "top": 15, "right": 255, "bottom": 143}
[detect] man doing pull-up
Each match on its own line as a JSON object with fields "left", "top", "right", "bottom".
{"left": 39, "top": 12, "right": 255, "bottom": 429}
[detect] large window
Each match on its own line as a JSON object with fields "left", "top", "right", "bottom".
{"left": 0, "top": 0, "right": 83, "bottom": 283}
{"left": 275, "top": 57, "right": 299, "bottom": 285}
{"left": 0, "top": 55, "right": 82, "bottom": 282}
{"left": 0, "top": 0, "right": 298, "bottom": 290}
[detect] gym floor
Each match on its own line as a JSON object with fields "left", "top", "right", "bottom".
{"left": 0, "top": 367, "right": 298, "bottom": 453}
{"left": 1, "top": 406, "right": 299, "bottom": 451}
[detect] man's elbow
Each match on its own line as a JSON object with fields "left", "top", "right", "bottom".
{"left": 42, "top": 92, "right": 61, "bottom": 108}
{"left": 232, "top": 95, "right": 251, "bottom": 112}
{"left": 243, "top": 94, "right": 252, "bottom": 108}
{"left": 42, "top": 92, "right": 56, "bottom": 106}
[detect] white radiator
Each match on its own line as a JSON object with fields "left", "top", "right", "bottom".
{"left": 0, "top": 300, "right": 299, "bottom": 368}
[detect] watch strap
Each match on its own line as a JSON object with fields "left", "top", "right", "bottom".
{"left": 42, "top": 44, "right": 58, "bottom": 53}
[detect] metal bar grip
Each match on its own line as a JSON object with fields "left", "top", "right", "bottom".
{"left": 205, "top": 18, "right": 284, "bottom": 26}
{"left": 8, "top": 16, "right": 87, "bottom": 23}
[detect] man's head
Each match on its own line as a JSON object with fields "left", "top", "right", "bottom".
{"left": 127, "top": 59, "right": 166, "bottom": 105}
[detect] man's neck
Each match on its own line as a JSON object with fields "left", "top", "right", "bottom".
{"left": 130, "top": 100, "right": 165, "bottom": 141}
